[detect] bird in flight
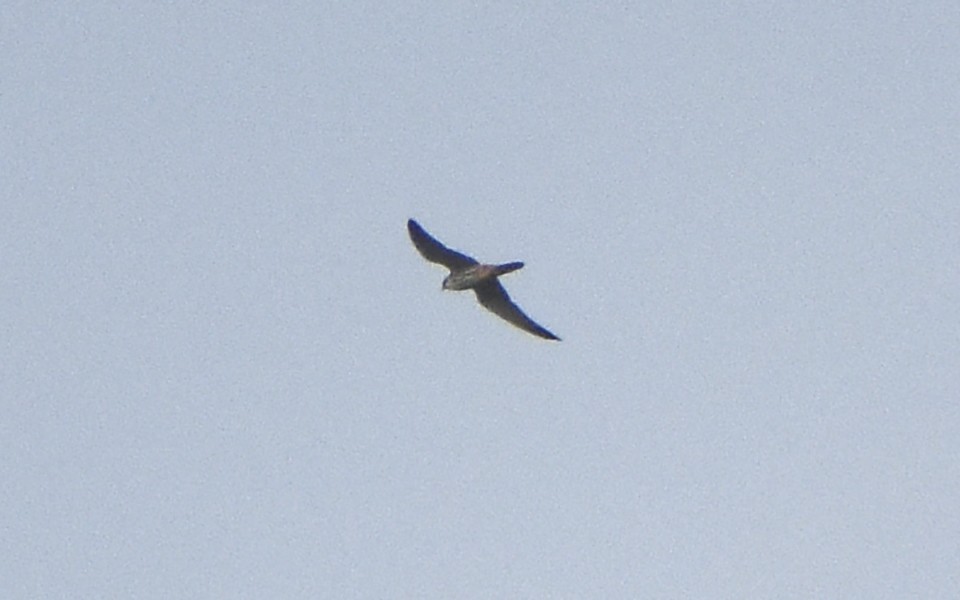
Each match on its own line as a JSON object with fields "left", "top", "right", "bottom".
{"left": 407, "top": 218, "right": 560, "bottom": 341}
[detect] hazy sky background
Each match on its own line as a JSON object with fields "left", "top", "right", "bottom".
{"left": 3, "top": 2, "right": 958, "bottom": 598}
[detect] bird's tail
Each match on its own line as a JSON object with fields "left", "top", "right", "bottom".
{"left": 494, "top": 262, "right": 524, "bottom": 276}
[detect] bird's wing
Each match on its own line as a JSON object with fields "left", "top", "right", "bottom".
{"left": 474, "top": 280, "right": 560, "bottom": 341}
{"left": 407, "top": 219, "right": 478, "bottom": 269}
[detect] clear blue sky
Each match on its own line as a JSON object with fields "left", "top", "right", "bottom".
{"left": 3, "top": 2, "right": 958, "bottom": 598}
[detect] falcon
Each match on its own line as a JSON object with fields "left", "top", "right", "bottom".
{"left": 407, "top": 218, "right": 560, "bottom": 341}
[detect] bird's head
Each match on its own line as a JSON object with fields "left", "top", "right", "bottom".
{"left": 441, "top": 275, "right": 452, "bottom": 291}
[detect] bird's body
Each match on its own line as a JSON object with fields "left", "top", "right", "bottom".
{"left": 442, "top": 262, "right": 524, "bottom": 291}
{"left": 407, "top": 219, "right": 560, "bottom": 341}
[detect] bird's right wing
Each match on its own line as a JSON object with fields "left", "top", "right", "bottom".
{"left": 407, "top": 219, "right": 478, "bottom": 269}
{"left": 475, "top": 280, "right": 560, "bottom": 341}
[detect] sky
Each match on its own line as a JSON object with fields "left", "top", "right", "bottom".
{"left": 2, "top": 2, "right": 959, "bottom": 598}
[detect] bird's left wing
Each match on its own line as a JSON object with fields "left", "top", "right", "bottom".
{"left": 407, "top": 219, "right": 478, "bottom": 269}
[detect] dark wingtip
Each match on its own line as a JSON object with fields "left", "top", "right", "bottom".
{"left": 535, "top": 326, "right": 561, "bottom": 341}
{"left": 407, "top": 219, "right": 421, "bottom": 237}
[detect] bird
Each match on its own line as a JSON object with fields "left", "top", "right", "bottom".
{"left": 407, "top": 218, "right": 560, "bottom": 341}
